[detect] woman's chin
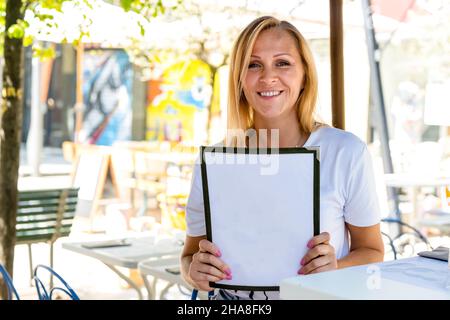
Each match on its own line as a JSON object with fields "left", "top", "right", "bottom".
{"left": 255, "top": 107, "right": 286, "bottom": 120}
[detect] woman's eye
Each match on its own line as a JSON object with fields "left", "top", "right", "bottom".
{"left": 277, "top": 61, "right": 290, "bottom": 67}
{"left": 248, "top": 63, "right": 260, "bottom": 69}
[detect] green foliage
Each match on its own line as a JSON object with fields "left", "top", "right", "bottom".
{"left": 37, "top": 0, "right": 64, "bottom": 11}
{"left": 6, "top": 18, "right": 29, "bottom": 40}
{"left": 32, "top": 43, "right": 55, "bottom": 60}
{"left": 7, "top": 22, "right": 24, "bottom": 38}
{"left": 120, "top": 0, "right": 132, "bottom": 11}
{"left": 0, "top": 0, "right": 182, "bottom": 60}
{"left": 34, "top": 13, "right": 54, "bottom": 20}
{"left": 137, "top": 19, "right": 145, "bottom": 36}
{"left": 116, "top": 0, "right": 183, "bottom": 18}
{"left": 22, "top": 34, "right": 33, "bottom": 46}
{"left": 0, "top": 0, "right": 63, "bottom": 56}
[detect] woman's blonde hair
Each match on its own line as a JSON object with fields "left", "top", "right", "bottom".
{"left": 227, "top": 16, "right": 319, "bottom": 143}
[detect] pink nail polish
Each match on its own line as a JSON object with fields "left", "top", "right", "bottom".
{"left": 298, "top": 270, "right": 304, "bottom": 275}
{"left": 300, "top": 258, "right": 305, "bottom": 266}
{"left": 216, "top": 249, "right": 222, "bottom": 257}
{"left": 226, "top": 275, "right": 232, "bottom": 280}
{"left": 224, "top": 268, "right": 231, "bottom": 276}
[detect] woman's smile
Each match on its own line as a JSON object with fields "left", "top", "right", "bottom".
{"left": 257, "top": 90, "right": 284, "bottom": 98}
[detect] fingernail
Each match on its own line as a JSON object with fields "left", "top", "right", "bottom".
{"left": 226, "top": 275, "right": 232, "bottom": 280}
{"left": 224, "top": 268, "right": 231, "bottom": 276}
{"left": 216, "top": 249, "right": 222, "bottom": 257}
{"left": 300, "top": 258, "right": 305, "bottom": 266}
{"left": 298, "top": 270, "right": 304, "bottom": 275}
{"left": 307, "top": 241, "right": 312, "bottom": 248}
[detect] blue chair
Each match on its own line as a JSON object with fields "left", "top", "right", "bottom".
{"left": 381, "top": 217, "right": 432, "bottom": 260}
{"left": 33, "top": 264, "right": 80, "bottom": 300}
{"left": 0, "top": 264, "right": 20, "bottom": 300}
{"left": 0, "top": 263, "right": 79, "bottom": 300}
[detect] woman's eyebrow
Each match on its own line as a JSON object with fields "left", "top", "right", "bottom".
{"left": 250, "top": 53, "right": 293, "bottom": 59}
{"left": 274, "top": 53, "right": 292, "bottom": 58}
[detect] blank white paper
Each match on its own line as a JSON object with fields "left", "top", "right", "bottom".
{"left": 203, "top": 151, "right": 317, "bottom": 289}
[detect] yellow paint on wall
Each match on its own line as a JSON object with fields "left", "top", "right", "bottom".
{"left": 146, "top": 59, "right": 213, "bottom": 142}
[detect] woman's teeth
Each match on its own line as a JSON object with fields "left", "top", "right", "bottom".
{"left": 259, "top": 91, "right": 281, "bottom": 97}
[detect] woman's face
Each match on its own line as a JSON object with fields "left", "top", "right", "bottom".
{"left": 243, "top": 28, "right": 305, "bottom": 122}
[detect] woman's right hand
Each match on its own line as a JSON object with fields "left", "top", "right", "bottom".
{"left": 189, "top": 239, "right": 232, "bottom": 291}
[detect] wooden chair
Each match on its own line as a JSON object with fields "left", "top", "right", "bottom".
{"left": 16, "top": 188, "right": 79, "bottom": 286}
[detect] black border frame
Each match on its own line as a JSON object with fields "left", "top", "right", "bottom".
{"left": 200, "top": 146, "right": 320, "bottom": 291}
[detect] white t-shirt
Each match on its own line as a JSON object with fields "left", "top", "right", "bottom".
{"left": 185, "top": 126, "right": 381, "bottom": 299}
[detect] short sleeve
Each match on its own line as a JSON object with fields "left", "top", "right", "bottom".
{"left": 343, "top": 143, "right": 381, "bottom": 227}
{"left": 185, "top": 162, "right": 207, "bottom": 236}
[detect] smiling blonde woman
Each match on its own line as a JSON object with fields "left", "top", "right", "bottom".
{"left": 181, "top": 16, "right": 384, "bottom": 300}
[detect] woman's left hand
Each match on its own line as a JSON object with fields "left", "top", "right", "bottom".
{"left": 298, "top": 232, "right": 338, "bottom": 275}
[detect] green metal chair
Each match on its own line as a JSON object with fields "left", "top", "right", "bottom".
{"left": 16, "top": 188, "right": 79, "bottom": 286}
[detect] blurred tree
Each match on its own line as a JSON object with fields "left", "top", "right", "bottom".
{"left": 0, "top": 0, "right": 179, "bottom": 299}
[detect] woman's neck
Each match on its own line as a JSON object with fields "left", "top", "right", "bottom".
{"left": 253, "top": 114, "right": 307, "bottom": 148}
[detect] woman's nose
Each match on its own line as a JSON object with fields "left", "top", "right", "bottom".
{"left": 259, "top": 68, "right": 278, "bottom": 85}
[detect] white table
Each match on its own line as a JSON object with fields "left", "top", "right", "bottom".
{"left": 62, "top": 236, "right": 183, "bottom": 299}
{"left": 138, "top": 256, "right": 208, "bottom": 300}
{"left": 280, "top": 256, "right": 450, "bottom": 300}
{"left": 139, "top": 257, "right": 183, "bottom": 299}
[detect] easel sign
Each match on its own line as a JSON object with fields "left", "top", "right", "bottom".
{"left": 71, "top": 152, "right": 110, "bottom": 220}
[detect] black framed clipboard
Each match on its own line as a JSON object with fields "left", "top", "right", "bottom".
{"left": 200, "top": 146, "right": 320, "bottom": 291}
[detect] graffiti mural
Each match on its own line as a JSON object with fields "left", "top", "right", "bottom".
{"left": 81, "top": 49, "right": 133, "bottom": 146}
{"left": 146, "top": 59, "right": 212, "bottom": 143}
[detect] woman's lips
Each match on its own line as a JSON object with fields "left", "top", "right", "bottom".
{"left": 257, "top": 90, "right": 283, "bottom": 99}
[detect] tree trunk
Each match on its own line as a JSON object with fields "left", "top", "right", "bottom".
{"left": 0, "top": 0, "right": 24, "bottom": 299}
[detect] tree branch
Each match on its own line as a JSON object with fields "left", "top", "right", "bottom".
{"left": 21, "top": 0, "right": 35, "bottom": 15}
